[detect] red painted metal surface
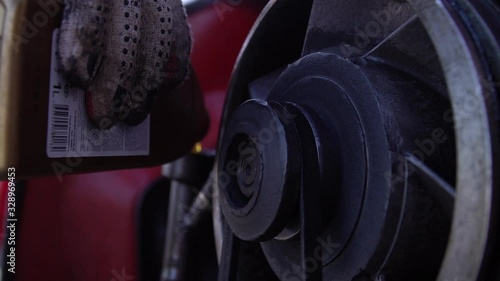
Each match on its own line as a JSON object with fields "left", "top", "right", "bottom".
{"left": 16, "top": 168, "right": 160, "bottom": 281}
{"left": 0, "top": 181, "right": 7, "bottom": 245}
{"left": 192, "top": 1, "right": 267, "bottom": 150}
{"left": 0, "top": 1, "right": 266, "bottom": 280}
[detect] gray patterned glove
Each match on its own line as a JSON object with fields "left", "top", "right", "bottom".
{"left": 57, "top": 0, "right": 191, "bottom": 128}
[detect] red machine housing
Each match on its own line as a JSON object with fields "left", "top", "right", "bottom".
{"left": 0, "top": 1, "right": 267, "bottom": 280}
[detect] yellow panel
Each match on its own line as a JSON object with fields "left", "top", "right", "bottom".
{"left": 0, "top": 2, "right": 5, "bottom": 38}
{"left": 0, "top": 0, "right": 26, "bottom": 175}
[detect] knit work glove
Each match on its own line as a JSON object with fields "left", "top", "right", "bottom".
{"left": 57, "top": 0, "right": 191, "bottom": 128}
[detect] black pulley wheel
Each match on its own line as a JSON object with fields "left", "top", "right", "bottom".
{"left": 213, "top": 0, "right": 500, "bottom": 280}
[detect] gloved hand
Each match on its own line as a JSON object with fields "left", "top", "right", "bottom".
{"left": 57, "top": 0, "right": 191, "bottom": 129}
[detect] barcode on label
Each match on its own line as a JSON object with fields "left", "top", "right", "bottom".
{"left": 49, "top": 104, "right": 70, "bottom": 153}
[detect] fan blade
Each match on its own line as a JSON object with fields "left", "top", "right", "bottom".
{"left": 302, "top": 0, "right": 414, "bottom": 57}
{"left": 407, "top": 154, "right": 456, "bottom": 219}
